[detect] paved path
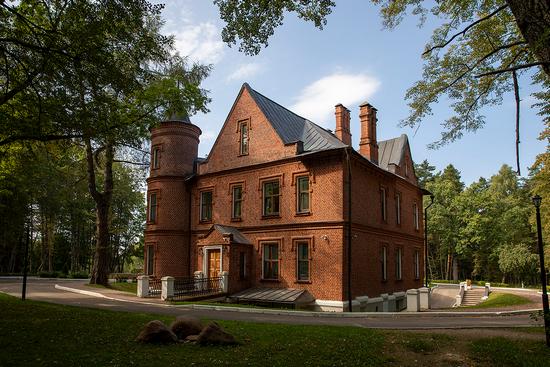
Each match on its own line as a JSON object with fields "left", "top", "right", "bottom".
{"left": 0, "top": 278, "right": 542, "bottom": 330}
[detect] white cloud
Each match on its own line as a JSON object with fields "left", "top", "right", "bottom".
{"left": 290, "top": 73, "right": 381, "bottom": 126}
{"left": 226, "top": 63, "right": 265, "bottom": 82}
{"left": 173, "top": 22, "right": 225, "bottom": 65}
{"left": 200, "top": 130, "right": 217, "bottom": 142}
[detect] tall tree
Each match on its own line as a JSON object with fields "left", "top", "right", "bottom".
{"left": 1, "top": 1, "right": 211, "bottom": 284}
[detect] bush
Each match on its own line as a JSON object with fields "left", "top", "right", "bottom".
{"left": 38, "top": 271, "right": 72, "bottom": 278}
{"left": 69, "top": 271, "right": 89, "bottom": 279}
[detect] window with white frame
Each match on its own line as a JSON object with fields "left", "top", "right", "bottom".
{"left": 395, "top": 193, "right": 401, "bottom": 225}
{"left": 381, "top": 245, "right": 387, "bottom": 281}
{"left": 200, "top": 191, "right": 213, "bottom": 222}
{"left": 152, "top": 146, "right": 160, "bottom": 169}
{"left": 296, "top": 176, "right": 310, "bottom": 213}
{"left": 380, "top": 187, "right": 387, "bottom": 222}
{"left": 148, "top": 192, "right": 157, "bottom": 223}
{"left": 414, "top": 250, "right": 420, "bottom": 279}
{"left": 239, "top": 120, "right": 249, "bottom": 155}
{"left": 296, "top": 241, "right": 310, "bottom": 281}
{"left": 396, "top": 247, "right": 402, "bottom": 280}
{"left": 262, "top": 242, "right": 279, "bottom": 280}
{"left": 146, "top": 245, "right": 154, "bottom": 275}
{"left": 413, "top": 202, "right": 419, "bottom": 230}
{"left": 232, "top": 185, "right": 243, "bottom": 219}
{"left": 239, "top": 251, "right": 247, "bottom": 280}
{"left": 263, "top": 180, "right": 280, "bottom": 216}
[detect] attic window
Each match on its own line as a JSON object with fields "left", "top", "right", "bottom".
{"left": 239, "top": 120, "right": 249, "bottom": 155}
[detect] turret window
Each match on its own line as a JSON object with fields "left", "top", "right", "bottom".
{"left": 152, "top": 146, "right": 160, "bottom": 169}
{"left": 148, "top": 192, "right": 158, "bottom": 223}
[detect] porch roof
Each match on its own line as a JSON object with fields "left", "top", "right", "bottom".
{"left": 230, "top": 287, "right": 314, "bottom": 305}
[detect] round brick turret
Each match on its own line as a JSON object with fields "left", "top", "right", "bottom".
{"left": 144, "top": 116, "right": 201, "bottom": 278}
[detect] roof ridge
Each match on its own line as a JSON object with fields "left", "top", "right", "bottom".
{"left": 245, "top": 83, "right": 308, "bottom": 123}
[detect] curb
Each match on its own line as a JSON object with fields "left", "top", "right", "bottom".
{"left": 54, "top": 284, "right": 542, "bottom": 318}
{"left": 54, "top": 284, "right": 170, "bottom": 308}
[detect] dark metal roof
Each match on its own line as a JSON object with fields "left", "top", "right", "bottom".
{"left": 230, "top": 287, "right": 315, "bottom": 305}
{"left": 212, "top": 224, "right": 251, "bottom": 245}
{"left": 244, "top": 83, "right": 346, "bottom": 152}
{"left": 378, "top": 134, "right": 408, "bottom": 171}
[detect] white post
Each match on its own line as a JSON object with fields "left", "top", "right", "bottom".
{"left": 221, "top": 271, "right": 229, "bottom": 293}
{"left": 419, "top": 287, "right": 430, "bottom": 310}
{"left": 194, "top": 271, "right": 204, "bottom": 291}
{"left": 406, "top": 289, "right": 420, "bottom": 312}
{"left": 137, "top": 275, "right": 149, "bottom": 298}
{"left": 161, "top": 276, "right": 174, "bottom": 301}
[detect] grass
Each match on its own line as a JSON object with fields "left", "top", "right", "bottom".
{"left": 463, "top": 292, "right": 532, "bottom": 309}
{"left": 1, "top": 293, "right": 550, "bottom": 366}
{"left": 86, "top": 282, "right": 137, "bottom": 294}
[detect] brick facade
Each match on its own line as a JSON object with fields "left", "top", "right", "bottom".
{"left": 144, "top": 83, "right": 425, "bottom": 309}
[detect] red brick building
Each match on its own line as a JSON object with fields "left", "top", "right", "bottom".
{"left": 144, "top": 83, "right": 425, "bottom": 311}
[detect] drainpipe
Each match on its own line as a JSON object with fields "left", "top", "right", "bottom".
{"left": 345, "top": 148, "right": 353, "bottom": 312}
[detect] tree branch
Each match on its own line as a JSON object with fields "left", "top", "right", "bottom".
{"left": 475, "top": 62, "right": 550, "bottom": 77}
{"left": 423, "top": 4, "right": 509, "bottom": 56}
{"left": 0, "top": 134, "right": 82, "bottom": 146}
{"left": 113, "top": 159, "right": 149, "bottom": 166}
{"left": 512, "top": 70, "right": 520, "bottom": 176}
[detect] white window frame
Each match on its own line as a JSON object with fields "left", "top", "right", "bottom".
{"left": 296, "top": 176, "right": 310, "bottom": 214}
{"left": 380, "top": 187, "right": 387, "bottom": 222}
{"left": 396, "top": 247, "right": 402, "bottom": 280}
{"left": 381, "top": 245, "right": 387, "bottom": 281}
{"left": 262, "top": 242, "right": 280, "bottom": 280}
{"left": 395, "top": 193, "right": 401, "bottom": 225}
{"left": 200, "top": 190, "right": 213, "bottom": 222}
{"left": 413, "top": 202, "right": 419, "bottom": 230}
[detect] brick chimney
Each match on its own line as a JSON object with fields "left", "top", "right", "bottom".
{"left": 359, "top": 102, "right": 378, "bottom": 164}
{"left": 334, "top": 104, "right": 351, "bottom": 145}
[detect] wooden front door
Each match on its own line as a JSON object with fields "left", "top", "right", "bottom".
{"left": 208, "top": 249, "right": 221, "bottom": 278}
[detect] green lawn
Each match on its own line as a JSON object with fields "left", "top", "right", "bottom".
{"left": 1, "top": 293, "right": 550, "bottom": 366}
{"left": 464, "top": 292, "right": 533, "bottom": 309}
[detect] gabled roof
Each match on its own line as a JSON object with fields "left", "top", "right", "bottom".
{"left": 378, "top": 134, "right": 409, "bottom": 171}
{"left": 212, "top": 224, "right": 251, "bottom": 245}
{"left": 244, "top": 83, "right": 346, "bottom": 152}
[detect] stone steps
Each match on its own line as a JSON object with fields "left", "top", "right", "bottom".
{"left": 461, "top": 289, "right": 485, "bottom": 306}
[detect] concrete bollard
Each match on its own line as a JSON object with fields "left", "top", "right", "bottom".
{"left": 221, "top": 271, "right": 229, "bottom": 293}
{"left": 406, "top": 289, "right": 420, "bottom": 312}
{"left": 381, "top": 293, "right": 389, "bottom": 312}
{"left": 419, "top": 287, "right": 430, "bottom": 310}
{"left": 388, "top": 294, "right": 397, "bottom": 312}
{"left": 161, "top": 276, "right": 174, "bottom": 301}
{"left": 357, "top": 296, "right": 369, "bottom": 312}
{"left": 137, "top": 275, "right": 149, "bottom": 298}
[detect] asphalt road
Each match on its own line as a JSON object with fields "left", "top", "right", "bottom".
{"left": 0, "top": 278, "right": 542, "bottom": 329}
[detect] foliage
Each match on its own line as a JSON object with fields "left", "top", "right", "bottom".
{"left": 425, "top": 163, "right": 538, "bottom": 283}
{"left": 215, "top": 0, "right": 549, "bottom": 149}
{"left": 214, "top": 0, "right": 335, "bottom": 56}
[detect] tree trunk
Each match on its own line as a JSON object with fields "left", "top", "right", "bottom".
{"left": 506, "top": 0, "right": 550, "bottom": 77}
{"left": 86, "top": 138, "right": 114, "bottom": 285}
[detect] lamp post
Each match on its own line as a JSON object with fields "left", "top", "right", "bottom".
{"left": 423, "top": 192, "right": 434, "bottom": 288}
{"left": 532, "top": 194, "right": 549, "bottom": 346}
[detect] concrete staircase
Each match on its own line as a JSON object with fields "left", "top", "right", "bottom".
{"left": 461, "top": 288, "right": 485, "bottom": 306}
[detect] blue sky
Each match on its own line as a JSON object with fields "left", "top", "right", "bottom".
{"left": 159, "top": 1, "right": 547, "bottom": 185}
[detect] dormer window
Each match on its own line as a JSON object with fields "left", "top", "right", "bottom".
{"left": 239, "top": 120, "right": 249, "bottom": 155}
